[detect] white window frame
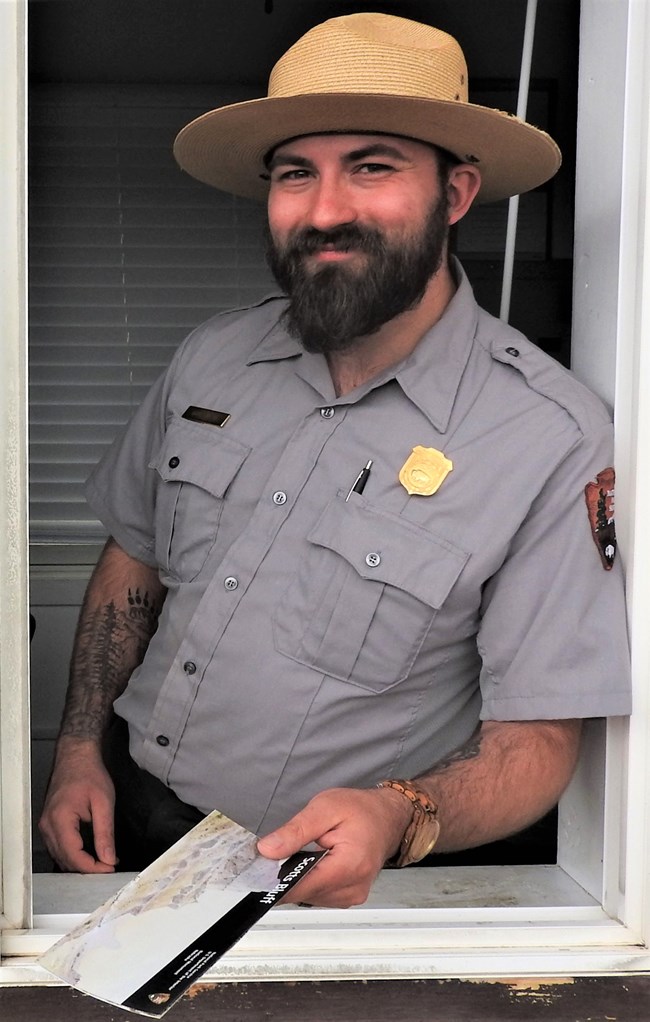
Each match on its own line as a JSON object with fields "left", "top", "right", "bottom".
{"left": 2, "top": 0, "right": 650, "bottom": 986}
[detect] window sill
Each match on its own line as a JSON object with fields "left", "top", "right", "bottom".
{"left": 2, "top": 866, "right": 648, "bottom": 984}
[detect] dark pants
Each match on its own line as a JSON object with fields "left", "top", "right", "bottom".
{"left": 96, "top": 715, "right": 205, "bottom": 871}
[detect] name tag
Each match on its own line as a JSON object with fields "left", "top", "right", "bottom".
{"left": 182, "top": 405, "right": 231, "bottom": 428}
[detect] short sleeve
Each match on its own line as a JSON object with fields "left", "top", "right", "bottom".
{"left": 477, "top": 422, "right": 631, "bottom": 720}
{"left": 84, "top": 368, "right": 170, "bottom": 566}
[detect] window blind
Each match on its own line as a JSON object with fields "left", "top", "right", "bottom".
{"left": 29, "top": 84, "right": 274, "bottom": 543}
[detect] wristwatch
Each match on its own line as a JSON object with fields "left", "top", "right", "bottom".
{"left": 377, "top": 778, "right": 441, "bottom": 867}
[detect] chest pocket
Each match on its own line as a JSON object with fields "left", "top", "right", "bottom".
{"left": 149, "top": 416, "right": 250, "bottom": 582}
{"left": 273, "top": 497, "right": 469, "bottom": 691}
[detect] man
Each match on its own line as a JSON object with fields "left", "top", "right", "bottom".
{"left": 39, "top": 13, "right": 631, "bottom": 907}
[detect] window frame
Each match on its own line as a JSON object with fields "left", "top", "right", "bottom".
{"left": 2, "top": 0, "right": 650, "bottom": 984}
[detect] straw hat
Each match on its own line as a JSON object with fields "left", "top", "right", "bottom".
{"left": 173, "top": 12, "right": 561, "bottom": 204}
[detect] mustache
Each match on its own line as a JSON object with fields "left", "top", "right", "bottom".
{"left": 280, "top": 225, "right": 386, "bottom": 257}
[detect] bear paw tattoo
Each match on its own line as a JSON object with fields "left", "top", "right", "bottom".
{"left": 127, "top": 587, "right": 151, "bottom": 621}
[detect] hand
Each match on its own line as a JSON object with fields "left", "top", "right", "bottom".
{"left": 256, "top": 786, "right": 413, "bottom": 908}
{"left": 38, "top": 739, "right": 118, "bottom": 873}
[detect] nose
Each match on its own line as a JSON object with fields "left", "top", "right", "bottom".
{"left": 306, "top": 177, "right": 357, "bottom": 232}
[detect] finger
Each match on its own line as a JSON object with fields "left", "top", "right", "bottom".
{"left": 257, "top": 796, "right": 345, "bottom": 859}
{"left": 43, "top": 798, "right": 117, "bottom": 873}
{"left": 281, "top": 875, "right": 367, "bottom": 908}
{"left": 58, "top": 846, "right": 116, "bottom": 874}
{"left": 43, "top": 815, "right": 115, "bottom": 874}
{"left": 257, "top": 817, "right": 318, "bottom": 860}
{"left": 278, "top": 846, "right": 370, "bottom": 908}
{"left": 40, "top": 807, "right": 82, "bottom": 865}
{"left": 283, "top": 860, "right": 373, "bottom": 908}
{"left": 89, "top": 793, "right": 117, "bottom": 867}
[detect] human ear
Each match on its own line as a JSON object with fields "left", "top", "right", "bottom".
{"left": 446, "top": 165, "right": 482, "bottom": 226}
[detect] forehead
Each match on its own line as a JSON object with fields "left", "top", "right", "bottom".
{"left": 268, "top": 132, "right": 439, "bottom": 164}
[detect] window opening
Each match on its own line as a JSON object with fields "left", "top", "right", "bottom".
{"left": 26, "top": 0, "right": 587, "bottom": 895}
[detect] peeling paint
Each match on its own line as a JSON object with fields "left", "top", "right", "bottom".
{"left": 186, "top": 984, "right": 215, "bottom": 1001}
{"left": 466, "top": 977, "right": 577, "bottom": 1008}
{"left": 466, "top": 976, "right": 576, "bottom": 989}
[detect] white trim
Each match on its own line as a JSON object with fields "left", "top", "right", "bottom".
{"left": 0, "top": 0, "right": 31, "bottom": 934}
{"left": 571, "top": 0, "right": 628, "bottom": 407}
{"left": 562, "top": 0, "right": 650, "bottom": 943}
{"left": 610, "top": 0, "right": 650, "bottom": 941}
{"left": 568, "top": 0, "right": 650, "bottom": 940}
{"left": 2, "top": 869, "right": 649, "bottom": 982}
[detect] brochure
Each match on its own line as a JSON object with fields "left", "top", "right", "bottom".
{"left": 38, "top": 811, "right": 326, "bottom": 1016}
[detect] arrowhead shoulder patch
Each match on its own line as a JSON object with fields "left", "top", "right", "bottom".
{"left": 584, "top": 467, "right": 617, "bottom": 570}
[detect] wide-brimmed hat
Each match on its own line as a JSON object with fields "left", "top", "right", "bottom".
{"left": 173, "top": 13, "right": 561, "bottom": 204}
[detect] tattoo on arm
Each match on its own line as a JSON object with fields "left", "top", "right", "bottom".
{"left": 127, "top": 587, "right": 162, "bottom": 646}
{"left": 432, "top": 732, "right": 484, "bottom": 772}
{"left": 60, "top": 586, "right": 164, "bottom": 742}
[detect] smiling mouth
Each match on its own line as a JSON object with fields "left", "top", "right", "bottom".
{"left": 306, "top": 242, "right": 368, "bottom": 261}
{"left": 311, "top": 248, "right": 358, "bottom": 260}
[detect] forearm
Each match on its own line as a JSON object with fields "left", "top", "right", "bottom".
{"left": 258, "top": 719, "right": 583, "bottom": 907}
{"left": 57, "top": 537, "right": 166, "bottom": 749}
{"left": 413, "top": 718, "right": 582, "bottom": 853}
{"left": 41, "top": 538, "right": 164, "bottom": 872}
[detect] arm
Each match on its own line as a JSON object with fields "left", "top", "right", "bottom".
{"left": 410, "top": 717, "right": 582, "bottom": 852}
{"left": 257, "top": 718, "right": 581, "bottom": 907}
{"left": 39, "top": 537, "right": 166, "bottom": 873}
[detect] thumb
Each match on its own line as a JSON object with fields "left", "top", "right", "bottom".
{"left": 257, "top": 829, "right": 295, "bottom": 861}
{"left": 257, "top": 813, "right": 314, "bottom": 860}
{"left": 90, "top": 795, "right": 117, "bottom": 867}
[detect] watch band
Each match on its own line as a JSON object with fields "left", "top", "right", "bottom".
{"left": 377, "top": 778, "right": 441, "bottom": 867}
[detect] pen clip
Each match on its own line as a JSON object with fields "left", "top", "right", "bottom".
{"left": 345, "top": 460, "right": 373, "bottom": 502}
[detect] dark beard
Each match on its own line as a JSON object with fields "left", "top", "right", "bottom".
{"left": 265, "top": 198, "right": 449, "bottom": 354}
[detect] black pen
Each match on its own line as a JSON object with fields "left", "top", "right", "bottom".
{"left": 345, "top": 460, "right": 373, "bottom": 501}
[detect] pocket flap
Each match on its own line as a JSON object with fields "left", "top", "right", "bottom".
{"left": 308, "top": 498, "right": 469, "bottom": 609}
{"left": 150, "top": 416, "right": 250, "bottom": 498}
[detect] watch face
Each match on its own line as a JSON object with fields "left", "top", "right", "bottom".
{"left": 377, "top": 780, "right": 440, "bottom": 866}
{"left": 408, "top": 819, "right": 441, "bottom": 863}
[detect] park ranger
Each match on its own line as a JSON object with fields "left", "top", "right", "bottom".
{"left": 40, "top": 13, "right": 631, "bottom": 906}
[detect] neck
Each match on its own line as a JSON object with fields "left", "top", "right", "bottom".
{"left": 326, "top": 261, "right": 457, "bottom": 397}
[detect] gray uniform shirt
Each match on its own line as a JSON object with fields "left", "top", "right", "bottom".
{"left": 85, "top": 265, "right": 631, "bottom": 833}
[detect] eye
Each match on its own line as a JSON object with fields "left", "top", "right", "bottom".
{"left": 356, "top": 162, "right": 395, "bottom": 175}
{"left": 271, "top": 167, "right": 312, "bottom": 183}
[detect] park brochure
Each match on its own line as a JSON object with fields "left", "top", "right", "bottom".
{"left": 38, "top": 811, "right": 326, "bottom": 1017}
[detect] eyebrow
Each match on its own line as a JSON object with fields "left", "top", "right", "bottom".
{"left": 266, "top": 152, "right": 314, "bottom": 172}
{"left": 266, "top": 142, "right": 413, "bottom": 173}
{"left": 344, "top": 143, "right": 412, "bottom": 163}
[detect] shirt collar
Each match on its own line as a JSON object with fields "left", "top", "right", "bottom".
{"left": 246, "top": 301, "right": 302, "bottom": 363}
{"left": 246, "top": 300, "right": 339, "bottom": 402}
{"left": 394, "top": 260, "right": 479, "bottom": 434}
{"left": 245, "top": 260, "right": 480, "bottom": 425}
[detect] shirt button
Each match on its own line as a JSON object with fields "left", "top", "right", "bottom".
{"left": 224, "top": 576, "right": 239, "bottom": 590}
{"left": 505, "top": 346, "right": 520, "bottom": 357}
{"left": 183, "top": 660, "right": 197, "bottom": 675}
{"left": 365, "top": 552, "right": 381, "bottom": 567}
{"left": 320, "top": 407, "right": 335, "bottom": 419}
{"left": 156, "top": 735, "right": 170, "bottom": 747}
{"left": 272, "top": 491, "right": 287, "bottom": 505}
{"left": 168, "top": 456, "right": 180, "bottom": 468}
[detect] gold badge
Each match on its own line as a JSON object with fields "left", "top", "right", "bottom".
{"left": 399, "top": 446, "right": 453, "bottom": 496}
